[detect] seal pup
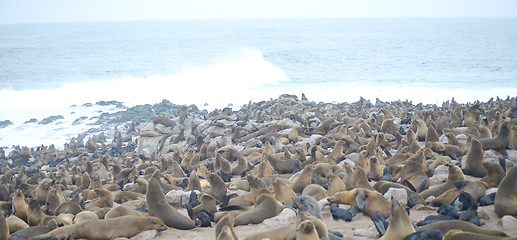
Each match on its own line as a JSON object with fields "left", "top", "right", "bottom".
{"left": 495, "top": 165, "right": 517, "bottom": 217}
{"left": 71, "top": 215, "right": 167, "bottom": 240}
{"left": 378, "top": 199, "right": 415, "bottom": 240}
{"left": 465, "top": 139, "right": 487, "bottom": 177}
{"left": 146, "top": 178, "right": 195, "bottom": 229}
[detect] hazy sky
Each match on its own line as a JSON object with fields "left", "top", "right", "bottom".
{"left": 1, "top": 0, "right": 516, "bottom": 24}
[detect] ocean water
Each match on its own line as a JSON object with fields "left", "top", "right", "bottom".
{"left": 1, "top": 18, "right": 516, "bottom": 148}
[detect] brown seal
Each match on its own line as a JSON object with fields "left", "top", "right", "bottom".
{"left": 495, "top": 165, "right": 517, "bottom": 217}
{"left": 105, "top": 206, "right": 144, "bottom": 219}
{"left": 233, "top": 193, "right": 283, "bottom": 226}
{"left": 54, "top": 201, "right": 83, "bottom": 216}
{"left": 146, "top": 178, "right": 195, "bottom": 229}
{"left": 6, "top": 215, "right": 29, "bottom": 234}
{"left": 73, "top": 210, "right": 98, "bottom": 224}
{"left": 215, "top": 215, "right": 239, "bottom": 240}
{"left": 206, "top": 173, "right": 228, "bottom": 203}
{"left": 417, "top": 220, "right": 508, "bottom": 237}
{"left": 273, "top": 178, "right": 296, "bottom": 205}
{"left": 397, "top": 149, "right": 428, "bottom": 192}
{"left": 379, "top": 199, "right": 415, "bottom": 240}
{"left": 443, "top": 229, "right": 513, "bottom": 240}
{"left": 419, "top": 163, "right": 465, "bottom": 200}
{"left": 327, "top": 174, "right": 347, "bottom": 196}
{"left": 0, "top": 210, "right": 8, "bottom": 240}
{"left": 301, "top": 184, "right": 327, "bottom": 201}
{"left": 291, "top": 165, "right": 314, "bottom": 193}
{"left": 27, "top": 199, "right": 46, "bottom": 226}
{"left": 85, "top": 188, "right": 113, "bottom": 210}
{"left": 478, "top": 121, "right": 511, "bottom": 150}
{"left": 71, "top": 215, "right": 167, "bottom": 240}
{"left": 296, "top": 219, "right": 320, "bottom": 240}
{"left": 481, "top": 160, "right": 506, "bottom": 188}
{"left": 465, "top": 139, "right": 487, "bottom": 177}
{"left": 328, "top": 188, "right": 390, "bottom": 218}
{"left": 13, "top": 189, "right": 28, "bottom": 222}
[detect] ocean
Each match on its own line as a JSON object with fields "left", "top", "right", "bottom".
{"left": 1, "top": 18, "right": 516, "bottom": 148}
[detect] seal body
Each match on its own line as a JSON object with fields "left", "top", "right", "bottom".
{"left": 71, "top": 215, "right": 167, "bottom": 240}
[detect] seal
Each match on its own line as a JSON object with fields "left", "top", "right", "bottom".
{"left": 0, "top": 210, "right": 8, "bottom": 240}
{"left": 146, "top": 178, "right": 195, "bottom": 229}
{"left": 105, "top": 206, "right": 144, "bottom": 219}
{"left": 37, "top": 224, "right": 80, "bottom": 240}
{"left": 291, "top": 165, "right": 314, "bottom": 193}
{"left": 296, "top": 219, "right": 319, "bottom": 240}
{"left": 206, "top": 173, "right": 228, "bottom": 203}
{"left": 481, "top": 161, "right": 505, "bottom": 188}
{"left": 378, "top": 199, "right": 415, "bottom": 240}
{"left": 293, "top": 195, "right": 322, "bottom": 219}
{"left": 215, "top": 215, "right": 239, "bottom": 240}
{"left": 494, "top": 165, "right": 517, "bottom": 217}
{"left": 273, "top": 178, "right": 296, "bottom": 205}
{"left": 265, "top": 153, "right": 300, "bottom": 173}
{"left": 328, "top": 188, "right": 390, "bottom": 218}
{"left": 419, "top": 163, "right": 465, "bottom": 200}
{"left": 416, "top": 219, "right": 508, "bottom": 237}
{"left": 301, "top": 184, "right": 327, "bottom": 201}
{"left": 297, "top": 211, "right": 328, "bottom": 239}
{"left": 327, "top": 174, "right": 347, "bottom": 196}
{"left": 85, "top": 188, "right": 113, "bottom": 210}
{"left": 397, "top": 149, "right": 428, "bottom": 192}
{"left": 27, "top": 199, "right": 46, "bottom": 226}
{"left": 478, "top": 121, "right": 511, "bottom": 150}
{"left": 54, "top": 201, "right": 83, "bottom": 216}
{"left": 465, "top": 139, "right": 487, "bottom": 177}
{"left": 73, "top": 210, "right": 99, "bottom": 224}
{"left": 6, "top": 215, "right": 29, "bottom": 234}
{"left": 233, "top": 193, "right": 283, "bottom": 226}
{"left": 71, "top": 215, "right": 167, "bottom": 240}
{"left": 13, "top": 189, "right": 28, "bottom": 222}
{"left": 443, "top": 229, "right": 512, "bottom": 240}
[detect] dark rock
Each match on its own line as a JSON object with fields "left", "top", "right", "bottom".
{"left": 24, "top": 118, "right": 38, "bottom": 124}
{"left": 72, "top": 116, "right": 88, "bottom": 125}
{"left": 38, "top": 115, "right": 64, "bottom": 125}
{"left": 0, "top": 120, "right": 12, "bottom": 128}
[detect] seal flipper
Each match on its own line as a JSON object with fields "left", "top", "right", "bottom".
{"left": 417, "top": 179, "right": 428, "bottom": 193}
{"left": 355, "top": 190, "right": 366, "bottom": 209}
{"left": 219, "top": 205, "right": 248, "bottom": 212}
{"left": 380, "top": 166, "right": 391, "bottom": 181}
{"left": 370, "top": 213, "right": 388, "bottom": 237}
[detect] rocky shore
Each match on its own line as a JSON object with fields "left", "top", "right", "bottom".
{"left": 1, "top": 94, "right": 517, "bottom": 240}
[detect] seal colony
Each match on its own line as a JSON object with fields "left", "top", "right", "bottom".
{"left": 1, "top": 94, "right": 517, "bottom": 240}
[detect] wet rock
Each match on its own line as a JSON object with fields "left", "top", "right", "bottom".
{"left": 0, "top": 120, "right": 13, "bottom": 128}
{"left": 38, "top": 115, "right": 64, "bottom": 124}
{"left": 384, "top": 187, "right": 408, "bottom": 205}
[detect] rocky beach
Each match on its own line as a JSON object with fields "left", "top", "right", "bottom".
{"left": 1, "top": 93, "right": 517, "bottom": 240}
